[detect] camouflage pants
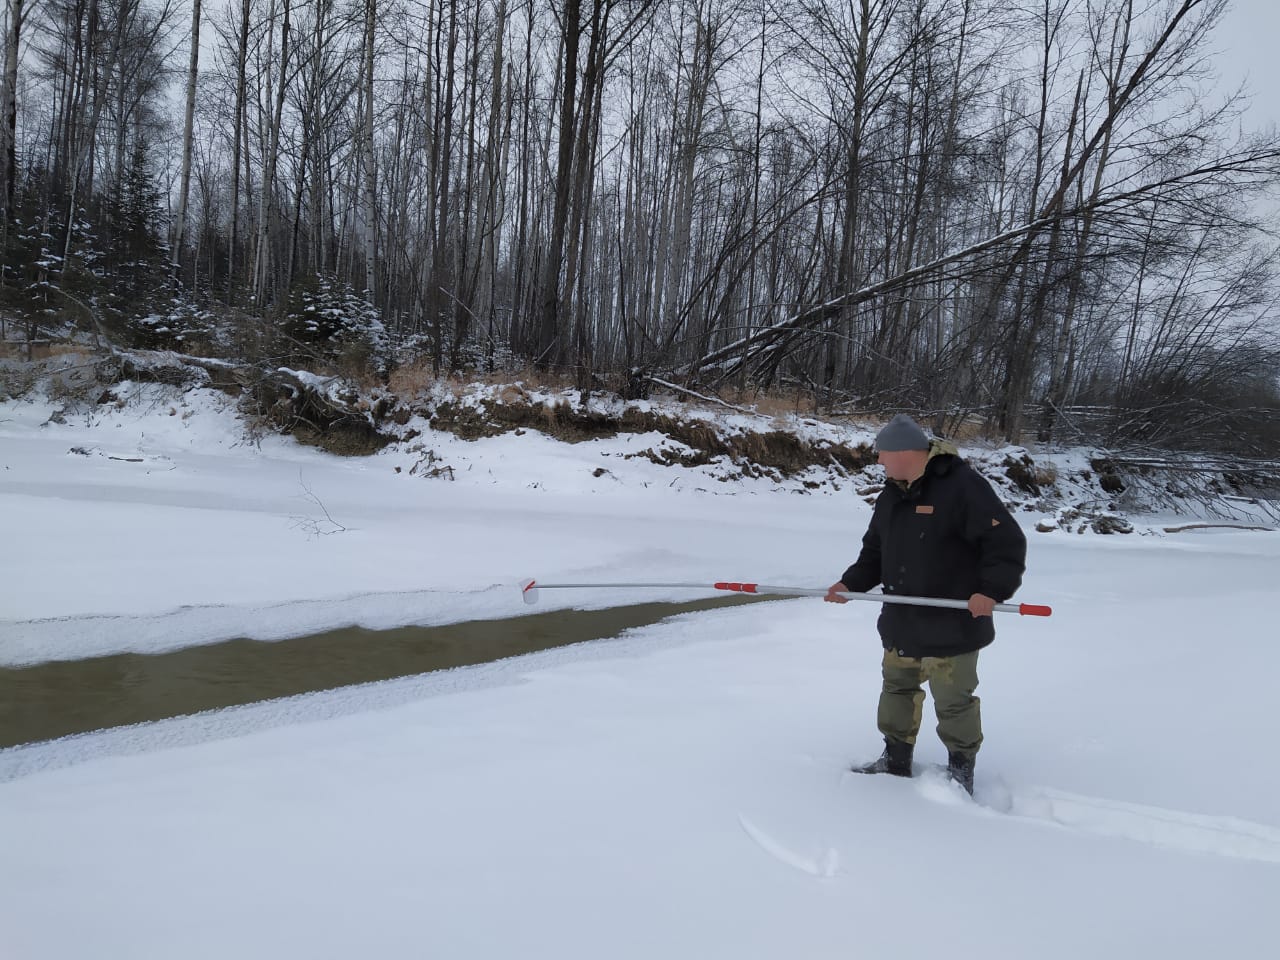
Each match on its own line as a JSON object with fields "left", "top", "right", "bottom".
{"left": 878, "top": 648, "right": 983, "bottom": 758}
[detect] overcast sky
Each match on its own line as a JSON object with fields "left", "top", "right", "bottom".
{"left": 1213, "top": 0, "right": 1280, "bottom": 130}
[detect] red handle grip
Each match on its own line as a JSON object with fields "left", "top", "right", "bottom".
{"left": 1018, "top": 604, "right": 1052, "bottom": 617}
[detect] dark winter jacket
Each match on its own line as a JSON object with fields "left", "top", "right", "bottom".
{"left": 840, "top": 441, "right": 1027, "bottom": 658}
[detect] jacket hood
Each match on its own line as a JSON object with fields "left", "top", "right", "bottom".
{"left": 926, "top": 438, "right": 960, "bottom": 473}
{"left": 888, "top": 438, "right": 960, "bottom": 495}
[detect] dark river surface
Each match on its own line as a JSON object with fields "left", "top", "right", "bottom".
{"left": 0, "top": 595, "right": 771, "bottom": 749}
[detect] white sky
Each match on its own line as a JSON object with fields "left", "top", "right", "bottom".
{"left": 1212, "top": 0, "right": 1280, "bottom": 130}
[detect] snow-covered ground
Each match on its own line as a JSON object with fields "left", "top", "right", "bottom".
{"left": 2, "top": 384, "right": 1278, "bottom": 958}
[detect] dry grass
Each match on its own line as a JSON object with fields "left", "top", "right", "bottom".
{"left": 385, "top": 359, "right": 437, "bottom": 397}
{"left": 0, "top": 340, "right": 95, "bottom": 362}
{"left": 697, "top": 384, "right": 812, "bottom": 420}
{"left": 386, "top": 362, "right": 597, "bottom": 402}
{"left": 935, "top": 415, "right": 994, "bottom": 443}
{"left": 0, "top": 346, "right": 102, "bottom": 400}
{"left": 473, "top": 365, "right": 576, "bottom": 391}
{"left": 1035, "top": 462, "right": 1060, "bottom": 487}
{"left": 50, "top": 343, "right": 90, "bottom": 359}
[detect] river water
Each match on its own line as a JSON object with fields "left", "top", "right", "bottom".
{"left": 0, "top": 596, "right": 770, "bottom": 749}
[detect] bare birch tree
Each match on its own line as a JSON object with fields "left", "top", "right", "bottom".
{"left": 170, "top": 0, "right": 200, "bottom": 278}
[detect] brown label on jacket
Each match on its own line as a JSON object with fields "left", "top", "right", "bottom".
{"left": 915, "top": 505, "right": 934, "bottom": 514}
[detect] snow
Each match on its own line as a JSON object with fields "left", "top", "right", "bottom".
{"left": 2, "top": 383, "right": 1278, "bottom": 958}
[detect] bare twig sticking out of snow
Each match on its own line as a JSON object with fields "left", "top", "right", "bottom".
{"left": 290, "top": 474, "right": 347, "bottom": 538}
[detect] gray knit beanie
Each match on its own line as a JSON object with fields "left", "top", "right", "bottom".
{"left": 875, "top": 414, "right": 930, "bottom": 452}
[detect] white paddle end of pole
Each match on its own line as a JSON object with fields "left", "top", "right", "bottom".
{"left": 520, "top": 578, "right": 539, "bottom": 605}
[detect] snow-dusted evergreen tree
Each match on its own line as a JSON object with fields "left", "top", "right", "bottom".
{"left": 282, "top": 275, "right": 390, "bottom": 374}
{"left": 132, "top": 298, "right": 221, "bottom": 352}
{"left": 98, "top": 138, "right": 171, "bottom": 343}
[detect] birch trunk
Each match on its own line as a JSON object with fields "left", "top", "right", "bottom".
{"left": 171, "top": 0, "right": 201, "bottom": 277}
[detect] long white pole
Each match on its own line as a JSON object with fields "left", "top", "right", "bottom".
{"left": 519, "top": 579, "right": 1052, "bottom": 617}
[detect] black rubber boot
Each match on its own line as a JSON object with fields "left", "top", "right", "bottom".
{"left": 852, "top": 738, "right": 914, "bottom": 777}
{"left": 947, "top": 751, "right": 976, "bottom": 796}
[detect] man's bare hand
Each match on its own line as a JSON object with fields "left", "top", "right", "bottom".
{"left": 825, "top": 582, "right": 850, "bottom": 604}
{"left": 968, "top": 593, "right": 996, "bottom": 618}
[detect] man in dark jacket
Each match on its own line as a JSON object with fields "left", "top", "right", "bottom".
{"left": 825, "top": 414, "right": 1027, "bottom": 794}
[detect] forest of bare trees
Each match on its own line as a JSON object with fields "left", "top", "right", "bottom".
{"left": 1, "top": 0, "right": 1278, "bottom": 453}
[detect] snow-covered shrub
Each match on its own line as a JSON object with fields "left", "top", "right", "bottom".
{"left": 129, "top": 298, "right": 221, "bottom": 352}
{"left": 281, "top": 276, "right": 390, "bottom": 375}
